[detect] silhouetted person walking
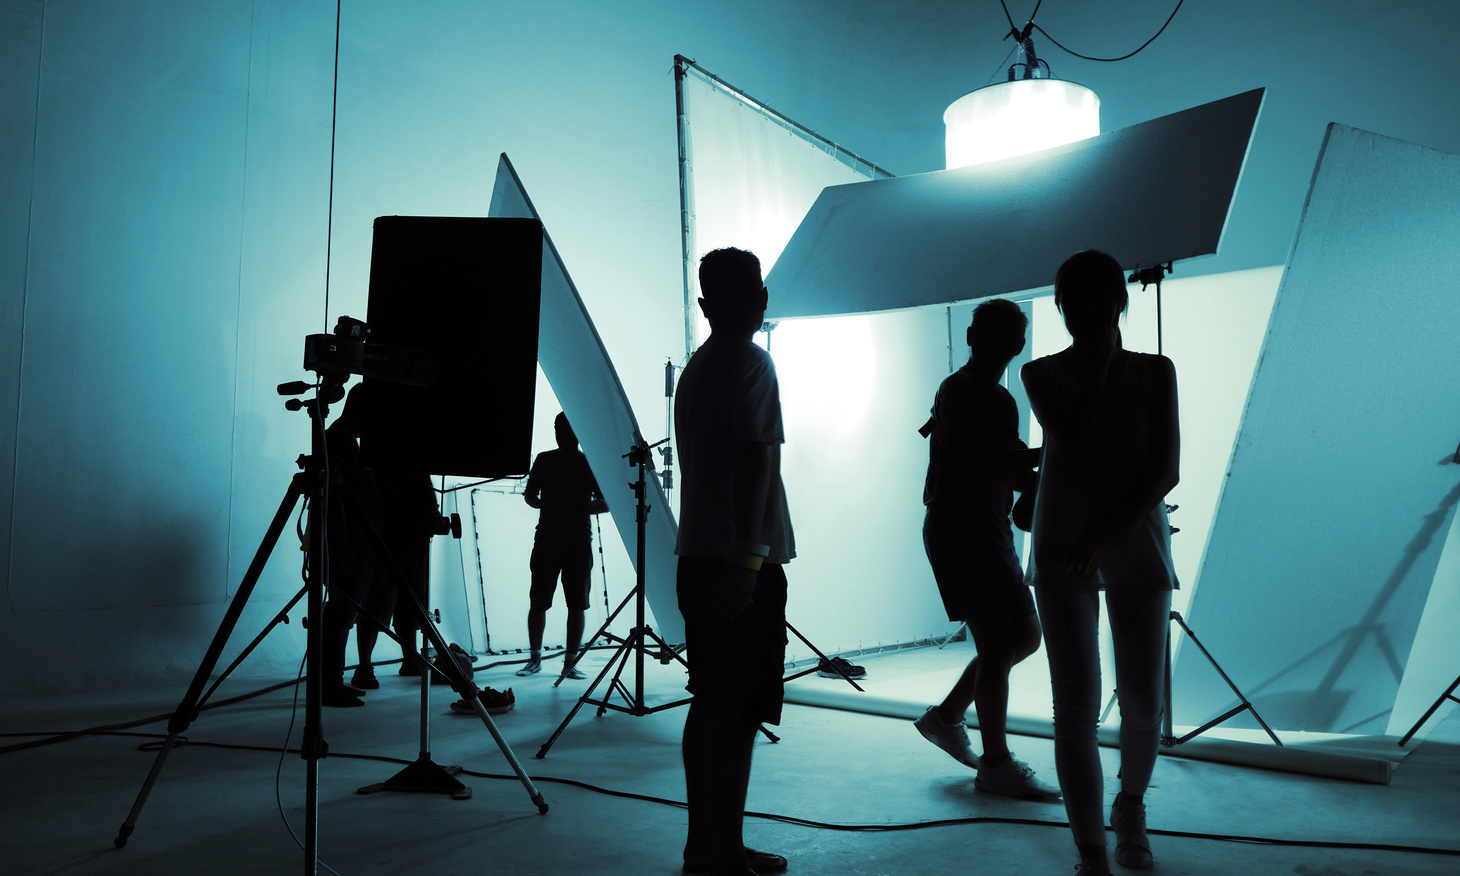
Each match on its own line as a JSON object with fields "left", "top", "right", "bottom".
{"left": 913, "top": 299, "right": 1058, "bottom": 800}
{"left": 518, "top": 412, "right": 606, "bottom": 680}
{"left": 675, "top": 247, "right": 794, "bottom": 876}
{"left": 1022, "top": 250, "right": 1180, "bottom": 876}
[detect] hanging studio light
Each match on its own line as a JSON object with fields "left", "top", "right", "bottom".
{"left": 944, "top": 35, "right": 1100, "bottom": 169}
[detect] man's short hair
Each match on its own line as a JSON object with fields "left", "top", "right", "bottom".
{"left": 698, "top": 247, "right": 762, "bottom": 301}
{"left": 970, "top": 298, "right": 1028, "bottom": 358}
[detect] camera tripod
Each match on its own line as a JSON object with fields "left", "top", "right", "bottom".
{"left": 114, "top": 382, "right": 546, "bottom": 875}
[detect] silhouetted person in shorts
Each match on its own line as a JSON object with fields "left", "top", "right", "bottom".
{"left": 1022, "top": 250, "right": 1180, "bottom": 876}
{"left": 675, "top": 247, "right": 794, "bottom": 876}
{"left": 517, "top": 412, "right": 606, "bottom": 680}
{"left": 913, "top": 298, "right": 1059, "bottom": 800}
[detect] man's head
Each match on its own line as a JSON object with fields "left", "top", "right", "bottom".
{"left": 697, "top": 247, "right": 767, "bottom": 339}
{"left": 553, "top": 412, "right": 577, "bottom": 451}
{"left": 1055, "top": 250, "right": 1128, "bottom": 342}
{"left": 967, "top": 298, "right": 1028, "bottom": 365}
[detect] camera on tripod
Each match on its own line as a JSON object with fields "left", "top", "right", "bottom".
{"left": 303, "top": 316, "right": 439, "bottom": 398}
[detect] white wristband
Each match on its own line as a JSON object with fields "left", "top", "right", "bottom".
{"left": 729, "top": 538, "right": 770, "bottom": 558}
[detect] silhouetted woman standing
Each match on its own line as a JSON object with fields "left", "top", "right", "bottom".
{"left": 1021, "top": 250, "right": 1179, "bottom": 876}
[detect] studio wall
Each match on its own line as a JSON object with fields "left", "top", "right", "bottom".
{"left": 2, "top": 0, "right": 1459, "bottom": 695}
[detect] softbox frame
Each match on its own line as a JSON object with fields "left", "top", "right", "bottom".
{"left": 361, "top": 216, "right": 543, "bottom": 478}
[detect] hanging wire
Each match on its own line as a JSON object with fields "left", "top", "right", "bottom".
{"left": 1000, "top": 0, "right": 1185, "bottom": 63}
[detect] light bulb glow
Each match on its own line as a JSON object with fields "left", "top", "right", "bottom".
{"left": 944, "top": 79, "right": 1100, "bottom": 169}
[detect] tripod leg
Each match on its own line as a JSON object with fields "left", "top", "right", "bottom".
{"left": 115, "top": 474, "right": 306, "bottom": 848}
{"left": 786, "top": 621, "right": 864, "bottom": 692}
{"left": 538, "top": 625, "right": 641, "bottom": 759}
{"left": 556, "top": 584, "right": 638, "bottom": 688}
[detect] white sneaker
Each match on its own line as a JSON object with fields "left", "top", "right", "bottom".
{"left": 974, "top": 752, "right": 1062, "bottom": 801}
{"left": 913, "top": 706, "right": 980, "bottom": 769}
{"left": 515, "top": 658, "right": 541, "bottom": 677}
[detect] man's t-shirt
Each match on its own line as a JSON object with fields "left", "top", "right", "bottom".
{"left": 923, "top": 365, "right": 1024, "bottom": 555}
{"left": 524, "top": 448, "right": 601, "bottom": 540}
{"left": 674, "top": 334, "right": 795, "bottom": 564}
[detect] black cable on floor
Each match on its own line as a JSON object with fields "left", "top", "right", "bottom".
{"left": 0, "top": 647, "right": 618, "bottom": 756}
{"left": 39, "top": 728, "right": 1460, "bottom": 860}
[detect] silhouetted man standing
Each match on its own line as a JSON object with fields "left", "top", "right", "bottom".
{"left": 675, "top": 247, "right": 794, "bottom": 876}
{"left": 518, "top": 412, "right": 606, "bottom": 680}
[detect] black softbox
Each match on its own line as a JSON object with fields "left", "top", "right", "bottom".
{"left": 360, "top": 216, "right": 542, "bottom": 478}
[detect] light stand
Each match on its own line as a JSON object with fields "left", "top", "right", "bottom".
{"left": 356, "top": 620, "right": 470, "bottom": 800}
{"left": 114, "top": 380, "right": 546, "bottom": 875}
{"left": 537, "top": 438, "right": 691, "bottom": 758}
{"left": 1109, "top": 264, "right": 1281, "bottom": 749}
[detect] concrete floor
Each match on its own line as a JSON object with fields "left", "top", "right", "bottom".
{"left": 2, "top": 643, "right": 1457, "bottom": 876}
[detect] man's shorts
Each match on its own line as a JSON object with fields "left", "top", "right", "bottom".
{"left": 676, "top": 556, "right": 788, "bottom": 726}
{"left": 528, "top": 534, "right": 592, "bottom": 611}
{"left": 923, "top": 507, "right": 1035, "bottom": 622}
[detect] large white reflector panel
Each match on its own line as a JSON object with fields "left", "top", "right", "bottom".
{"left": 1173, "top": 125, "right": 1460, "bottom": 734}
{"left": 489, "top": 155, "right": 683, "bottom": 642}
{"left": 765, "top": 89, "right": 1263, "bottom": 318}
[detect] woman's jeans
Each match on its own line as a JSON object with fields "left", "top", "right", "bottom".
{"left": 1034, "top": 580, "right": 1171, "bottom": 846}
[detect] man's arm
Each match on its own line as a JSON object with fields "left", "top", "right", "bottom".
{"left": 523, "top": 456, "right": 543, "bottom": 509}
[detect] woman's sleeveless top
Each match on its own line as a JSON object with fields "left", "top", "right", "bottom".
{"left": 1027, "top": 350, "right": 1178, "bottom": 590}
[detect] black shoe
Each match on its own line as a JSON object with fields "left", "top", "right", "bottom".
{"left": 322, "top": 683, "right": 365, "bottom": 708}
{"left": 450, "top": 687, "right": 515, "bottom": 716}
{"left": 816, "top": 656, "right": 867, "bottom": 679}
{"left": 350, "top": 667, "right": 380, "bottom": 690}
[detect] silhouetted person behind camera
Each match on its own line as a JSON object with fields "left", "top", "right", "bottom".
{"left": 675, "top": 247, "right": 794, "bottom": 876}
{"left": 913, "top": 299, "right": 1058, "bottom": 801}
{"left": 1021, "top": 250, "right": 1180, "bottom": 876}
{"left": 351, "top": 468, "right": 437, "bottom": 688}
{"left": 517, "top": 412, "right": 606, "bottom": 680}
{"left": 319, "top": 383, "right": 383, "bottom": 708}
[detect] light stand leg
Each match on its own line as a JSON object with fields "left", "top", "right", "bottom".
{"left": 1398, "top": 673, "right": 1460, "bottom": 747}
{"left": 1163, "top": 610, "right": 1281, "bottom": 747}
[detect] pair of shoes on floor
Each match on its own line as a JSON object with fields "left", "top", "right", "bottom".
{"left": 974, "top": 751, "right": 1062, "bottom": 801}
{"left": 1110, "top": 791, "right": 1153, "bottom": 868}
{"left": 515, "top": 657, "right": 542, "bottom": 677}
{"left": 816, "top": 656, "right": 866, "bottom": 679}
{"left": 350, "top": 666, "right": 379, "bottom": 690}
{"left": 449, "top": 686, "right": 515, "bottom": 716}
{"left": 322, "top": 682, "right": 364, "bottom": 708}
{"left": 559, "top": 664, "right": 586, "bottom": 681}
{"left": 913, "top": 705, "right": 980, "bottom": 769}
{"left": 682, "top": 846, "right": 787, "bottom": 873}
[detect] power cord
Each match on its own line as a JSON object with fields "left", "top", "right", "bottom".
{"left": 7, "top": 722, "right": 1457, "bottom": 860}
{"left": 1001, "top": 0, "right": 1186, "bottom": 63}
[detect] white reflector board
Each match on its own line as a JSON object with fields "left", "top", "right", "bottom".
{"left": 765, "top": 89, "right": 1263, "bottom": 318}
{"left": 1173, "top": 125, "right": 1460, "bottom": 734}
{"left": 489, "top": 155, "right": 684, "bottom": 642}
